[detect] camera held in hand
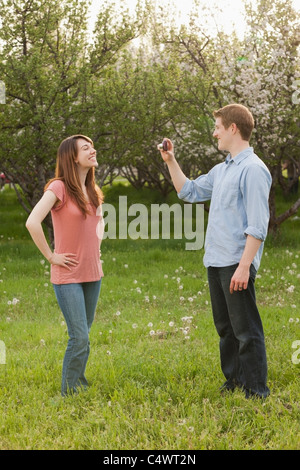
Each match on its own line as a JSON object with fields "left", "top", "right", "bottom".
{"left": 158, "top": 139, "right": 168, "bottom": 151}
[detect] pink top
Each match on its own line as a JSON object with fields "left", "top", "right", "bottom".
{"left": 46, "top": 180, "right": 104, "bottom": 284}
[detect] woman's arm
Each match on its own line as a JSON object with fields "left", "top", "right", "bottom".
{"left": 26, "top": 190, "right": 57, "bottom": 262}
{"left": 26, "top": 190, "right": 78, "bottom": 269}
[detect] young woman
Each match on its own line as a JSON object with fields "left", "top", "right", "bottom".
{"left": 26, "top": 135, "right": 104, "bottom": 396}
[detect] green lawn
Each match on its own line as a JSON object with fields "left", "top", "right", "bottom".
{"left": 0, "top": 185, "right": 299, "bottom": 450}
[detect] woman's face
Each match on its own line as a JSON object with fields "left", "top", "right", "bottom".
{"left": 75, "top": 138, "right": 98, "bottom": 169}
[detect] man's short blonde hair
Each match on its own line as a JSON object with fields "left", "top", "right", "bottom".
{"left": 213, "top": 104, "right": 254, "bottom": 141}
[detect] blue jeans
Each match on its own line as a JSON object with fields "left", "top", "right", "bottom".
{"left": 53, "top": 280, "right": 101, "bottom": 396}
{"left": 207, "top": 264, "right": 270, "bottom": 398}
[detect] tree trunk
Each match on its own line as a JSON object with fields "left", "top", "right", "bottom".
{"left": 268, "top": 185, "right": 300, "bottom": 234}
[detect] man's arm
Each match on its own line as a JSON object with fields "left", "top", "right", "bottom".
{"left": 230, "top": 162, "right": 272, "bottom": 294}
{"left": 157, "top": 138, "right": 187, "bottom": 193}
{"left": 229, "top": 235, "right": 262, "bottom": 294}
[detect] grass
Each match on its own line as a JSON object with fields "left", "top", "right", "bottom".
{"left": 0, "top": 184, "right": 299, "bottom": 450}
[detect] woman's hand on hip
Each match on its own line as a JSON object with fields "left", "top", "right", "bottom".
{"left": 48, "top": 253, "right": 79, "bottom": 270}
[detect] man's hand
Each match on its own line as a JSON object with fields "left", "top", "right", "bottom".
{"left": 229, "top": 264, "right": 250, "bottom": 294}
{"left": 156, "top": 138, "right": 187, "bottom": 194}
{"left": 157, "top": 138, "right": 174, "bottom": 163}
{"left": 229, "top": 235, "right": 262, "bottom": 294}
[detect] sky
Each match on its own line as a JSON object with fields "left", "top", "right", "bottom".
{"left": 87, "top": 0, "right": 300, "bottom": 39}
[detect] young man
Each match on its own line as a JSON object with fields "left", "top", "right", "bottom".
{"left": 158, "top": 104, "right": 271, "bottom": 399}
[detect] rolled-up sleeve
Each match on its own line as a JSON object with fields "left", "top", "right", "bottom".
{"left": 178, "top": 171, "right": 214, "bottom": 203}
{"left": 242, "top": 164, "right": 271, "bottom": 241}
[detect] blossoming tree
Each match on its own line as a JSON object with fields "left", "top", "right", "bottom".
{"left": 151, "top": 0, "right": 300, "bottom": 232}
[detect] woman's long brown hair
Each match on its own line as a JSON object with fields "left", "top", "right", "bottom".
{"left": 45, "top": 135, "right": 104, "bottom": 216}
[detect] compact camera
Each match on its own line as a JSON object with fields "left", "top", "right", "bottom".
{"left": 158, "top": 139, "right": 168, "bottom": 151}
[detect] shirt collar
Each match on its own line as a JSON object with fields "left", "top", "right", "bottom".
{"left": 225, "top": 147, "right": 253, "bottom": 165}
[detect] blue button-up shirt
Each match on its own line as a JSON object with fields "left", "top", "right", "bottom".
{"left": 178, "top": 147, "right": 272, "bottom": 271}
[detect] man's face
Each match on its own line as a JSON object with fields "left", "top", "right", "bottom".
{"left": 213, "top": 117, "right": 233, "bottom": 152}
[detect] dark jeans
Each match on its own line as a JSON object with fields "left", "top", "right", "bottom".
{"left": 53, "top": 280, "right": 101, "bottom": 396}
{"left": 207, "top": 264, "right": 270, "bottom": 398}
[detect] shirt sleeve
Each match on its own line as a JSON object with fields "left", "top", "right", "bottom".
{"left": 46, "top": 180, "right": 66, "bottom": 210}
{"left": 241, "top": 164, "right": 271, "bottom": 241}
{"left": 178, "top": 170, "right": 214, "bottom": 203}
